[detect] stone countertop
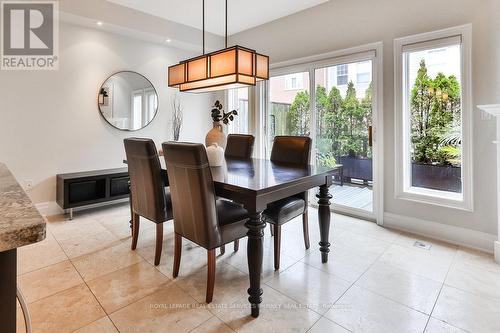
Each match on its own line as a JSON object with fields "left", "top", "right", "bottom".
{"left": 0, "top": 163, "right": 46, "bottom": 252}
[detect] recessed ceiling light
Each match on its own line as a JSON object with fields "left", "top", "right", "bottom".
{"left": 96, "top": 21, "right": 103, "bottom": 26}
{"left": 166, "top": 38, "right": 172, "bottom": 43}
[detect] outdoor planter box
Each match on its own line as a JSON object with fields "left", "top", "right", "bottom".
{"left": 339, "top": 156, "right": 373, "bottom": 183}
{"left": 337, "top": 156, "right": 461, "bottom": 193}
{"left": 411, "top": 163, "right": 462, "bottom": 193}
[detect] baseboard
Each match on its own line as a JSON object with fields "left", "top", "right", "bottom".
{"left": 35, "top": 198, "right": 129, "bottom": 217}
{"left": 35, "top": 201, "right": 64, "bottom": 217}
{"left": 384, "top": 212, "right": 497, "bottom": 254}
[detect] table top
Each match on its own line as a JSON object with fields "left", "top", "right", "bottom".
{"left": 0, "top": 163, "right": 46, "bottom": 252}
{"left": 126, "top": 156, "right": 339, "bottom": 195}
{"left": 210, "top": 158, "right": 338, "bottom": 194}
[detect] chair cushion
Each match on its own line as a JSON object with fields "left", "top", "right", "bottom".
{"left": 216, "top": 200, "right": 249, "bottom": 247}
{"left": 263, "top": 196, "right": 306, "bottom": 225}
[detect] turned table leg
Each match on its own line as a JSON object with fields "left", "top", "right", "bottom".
{"left": 317, "top": 184, "right": 332, "bottom": 263}
{"left": 246, "top": 212, "right": 265, "bottom": 318}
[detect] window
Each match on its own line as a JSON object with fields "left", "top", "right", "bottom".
{"left": 227, "top": 87, "right": 249, "bottom": 134}
{"left": 284, "top": 73, "right": 304, "bottom": 90}
{"left": 395, "top": 25, "right": 472, "bottom": 210}
{"left": 145, "top": 89, "right": 157, "bottom": 122}
{"left": 336, "top": 64, "right": 348, "bottom": 85}
{"left": 356, "top": 61, "right": 371, "bottom": 84}
{"left": 132, "top": 94, "right": 142, "bottom": 129}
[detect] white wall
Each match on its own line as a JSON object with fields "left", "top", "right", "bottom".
{"left": 230, "top": 0, "right": 500, "bottom": 236}
{"left": 0, "top": 22, "right": 215, "bottom": 205}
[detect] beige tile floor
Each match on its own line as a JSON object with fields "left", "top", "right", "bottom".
{"left": 15, "top": 203, "right": 500, "bottom": 333}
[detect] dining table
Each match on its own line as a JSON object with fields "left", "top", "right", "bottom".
{"left": 124, "top": 155, "right": 339, "bottom": 318}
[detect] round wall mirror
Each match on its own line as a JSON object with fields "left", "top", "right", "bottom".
{"left": 98, "top": 71, "right": 158, "bottom": 131}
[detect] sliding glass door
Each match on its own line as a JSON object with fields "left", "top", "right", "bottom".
{"left": 315, "top": 60, "right": 374, "bottom": 214}
{"left": 265, "top": 49, "right": 381, "bottom": 221}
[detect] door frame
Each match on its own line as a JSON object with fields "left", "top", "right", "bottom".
{"left": 264, "top": 42, "right": 384, "bottom": 224}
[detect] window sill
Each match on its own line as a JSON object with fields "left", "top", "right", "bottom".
{"left": 395, "top": 187, "right": 472, "bottom": 212}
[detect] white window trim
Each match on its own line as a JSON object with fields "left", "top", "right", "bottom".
{"left": 224, "top": 86, "right": 257, "bottom": 154}
{"left": 394, "top": 24, "right": 473, "bottom": 211}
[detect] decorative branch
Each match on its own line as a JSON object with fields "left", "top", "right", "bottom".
{"left": 172, "top": 95, "right": 183, "bottom": 141}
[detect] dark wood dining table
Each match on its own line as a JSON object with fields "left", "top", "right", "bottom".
{"left": 125, "top": 156, "right": 338, "bottom": 318}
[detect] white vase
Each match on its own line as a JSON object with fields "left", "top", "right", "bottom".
{"left": 206, "top": 143, "right": 224, "bottom": 167}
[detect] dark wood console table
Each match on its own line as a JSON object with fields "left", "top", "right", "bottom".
{"left": 56, "top": 168, "right": 130, "bottom": 219}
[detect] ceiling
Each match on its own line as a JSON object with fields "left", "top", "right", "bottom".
{"left": 105, "top": 0, "right": 329, "bottom": 36}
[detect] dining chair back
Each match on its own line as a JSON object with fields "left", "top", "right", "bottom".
{"left": 124, "top": 138, "right": 172, "bottom": 266}
{"left": 266, "top": 135, "right": 312, "bottom": 270}
{"left": 225, "top": 134, "right": 255, "bottom": 159}
{"left": 270, "top": 136, "right": 312, "bottom": 166}
{"left": 124, "top": 138, "right": 167, "bottom": 222}
{"left": 162, "top": 142, "right": 220, "bottom": 249}
{"left": 162, "top": 141, "right": 249, "bottom": 303}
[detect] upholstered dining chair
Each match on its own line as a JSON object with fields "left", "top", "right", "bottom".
{"left": 124, "top": 138, "right": 173, "bottom": 266}
{"left": 264, "top": 136, "right": 312, "bottom": 270}
{"left": 162, "top": 141, "right": 249, "bottom": 303}
{"left": 225, "top": 134, "right": 255, "bottom": 159}
{"left": 222, "top": 134, "right": 255, "bottom": 253}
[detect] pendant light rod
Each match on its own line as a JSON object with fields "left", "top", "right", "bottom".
{"left": 225, "top": 0, "right": 228, "bottom": 48}
{"left": 168, "top": 0, "right": 270, "bottom": 93}
{"left": 202, "top": 0, "right": 205, "bottom": 54}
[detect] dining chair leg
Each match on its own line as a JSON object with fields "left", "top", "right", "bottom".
{"left": 220, "top": 245, "right": 226, "bottom": 255}
{"left": 302, "top": 212, "right": 310, "bottom": 250}
{"left": 270, "top": 224, "right": 274, "bottom": 237}
{"left": 131, "top": 213, "right": 140, "bottom": 250}
{"left": 234, "top": 240, "right": 239, "bottom": 252}
{"left": 273, "top": 225, "right": 281, "bottom": 270}
{"left": 173, "top": 233, "right": 182, "bottom": 278}
{"left": 154, "top": 223, "right": 163, "bottom": 266}
{"left": 206, "top": 249, "right": 216, "bottom": 303}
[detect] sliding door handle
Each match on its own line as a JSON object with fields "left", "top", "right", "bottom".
{"left": 368, "top": 126, "right": 373, "bottom": 147}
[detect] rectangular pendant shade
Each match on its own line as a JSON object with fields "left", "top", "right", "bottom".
{"left": 168, "top": 45, "right": 269, "bottom": 92}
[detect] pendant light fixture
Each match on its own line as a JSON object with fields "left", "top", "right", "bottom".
{"left": 168, "top": 0, "right": 269, "bottom": 93}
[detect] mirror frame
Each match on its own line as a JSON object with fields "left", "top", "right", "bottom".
{"left": 97, "top": 71, "right": 159, "bottom": 132}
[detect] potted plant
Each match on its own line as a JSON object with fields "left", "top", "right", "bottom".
{"left": 205, "top": 100, "right": 238, "bottom": 149}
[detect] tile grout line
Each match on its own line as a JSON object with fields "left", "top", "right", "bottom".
{"left": 48, "top": 222, "right": 122, "bottom": 333}
{"left": 304, "top": 316, "right": 326, "bottom": 333}
{"left": 185, "top": 313, "right": 216, "bottom": 333}
{"left": 323, "top": 231, "right": 463, "bottom": 328}
{"left": 299, "top": 225, "right": 404, "bottom": 331}
{"left": 421, "top": 247, "right": 458, "bottom": 333}
{"left": 266, "top": 220, "right": 396, "bottom": 331}
{"left": 319, "top": 241, "right": 392, "bottom": 331}
{"left": 263, "top": 260, "right": 351, "bottom": 317}
{"left": 32, "top": 209, "right": 493, "bottom": 333}
{"left": 42, "top": 210, "right": 200, "bottom": 332}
